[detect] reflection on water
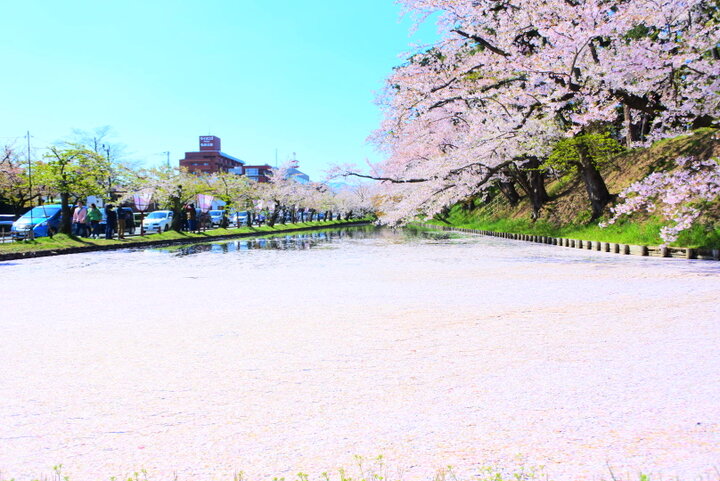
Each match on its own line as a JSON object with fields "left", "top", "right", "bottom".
{"left": 162, "top": 226, "right": 409, "bottom": 256}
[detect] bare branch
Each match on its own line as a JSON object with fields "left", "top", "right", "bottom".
{"left": 451, "top": 29, "right": 511, "bottom": 57}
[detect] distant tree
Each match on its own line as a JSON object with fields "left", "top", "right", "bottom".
{"left": 70, "top": 126, "right": 132, "bottom": 199}
{"left": 0, "top": 145, "right": 39, "bottom": 215}
{"left": 202, "top": 172, "right": 256, "bottom": 226}
{"left": 126, "top": 166, "right": 209, "bottom": 231}
{"left": 34, "top": 144, "right": 112, "bottom": 234}
{"left": 262, "top": 164, "right": 309, "bottom": 226}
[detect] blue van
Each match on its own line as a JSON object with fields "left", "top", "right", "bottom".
{"left": 10, "top": 204, "right": 64, "bottom": 240}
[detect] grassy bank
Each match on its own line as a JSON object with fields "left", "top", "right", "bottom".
{"left": 427, "top": 207, "right": 720, "bottom": 248}
{"left": 0, "top": 218, "right": 373, "bottom": 257}
{"left": 424, "top": 210, "right": 720, "bottom": 248}
{"left": 426, "top": 129, "right": 720, "bottom": 249}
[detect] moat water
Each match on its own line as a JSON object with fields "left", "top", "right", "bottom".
{"left": 1, "top": 227, "right": 718, "bottom": 480}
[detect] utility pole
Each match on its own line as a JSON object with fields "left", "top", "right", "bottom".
{"left": 164, "top": 151, "right": 170, "bottom": 168}
{"left": 103, "top": 144, "right": 112, "bottom": 200}
{"left": 26, "top": 131, "right": 34, "bottom": 239}
{"left": 26, "top": 131, "right": 32, "bottom": 195}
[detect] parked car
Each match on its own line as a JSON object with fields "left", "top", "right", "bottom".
{"left": 0, "top": 214, "right": 16, "bottom": 232}
{"left": 209, "top": 210, "right": 225, "bottom": 227}
{"left": 142, "top": 210, "right": 173, "bottom": 233}
{"left": 228, "top": 211, "right": 249, "bottom": 226}
{"left": 10, "top": 205, "right": 63, "bottom": 240}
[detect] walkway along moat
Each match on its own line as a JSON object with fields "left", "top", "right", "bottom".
{"left": 1, "top": 227, "right": 718, "bottom": 480}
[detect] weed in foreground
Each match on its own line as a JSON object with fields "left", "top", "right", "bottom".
{"left": 3, "top": 459, "right": 719, "bottom": 481}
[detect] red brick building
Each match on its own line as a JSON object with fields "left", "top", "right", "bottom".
{"left": 179, "top": 136, "right": 245, "bottom": 174}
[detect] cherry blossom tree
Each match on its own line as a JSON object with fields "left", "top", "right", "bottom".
{"left": 604, "top": 156, "right": 720, "bottom": 245}
{"left": 0, "top": 145, "right": 39, "bottom": 215}
{"left": 261, "top": 164, "right": 315, "bottom": 226}
{"left": 201, "top": 172, "right": 256, "bottom": 227}
{"left": 124, "top": 166, "right": 209, "bottom": 231}
{"left": 352, "top": 0, "right": 718, "bottom": 224}
{"left": 334, "top": 183, "right": 375, "bottom": 220}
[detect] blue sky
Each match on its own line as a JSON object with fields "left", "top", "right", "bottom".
{"left": 0, "top": 0, "right": 439, "bottom": 180}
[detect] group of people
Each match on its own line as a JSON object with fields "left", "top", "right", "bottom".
{"left": 179, "top": 203, "right": 216, "bottom": 231}
{"left": 182, "top": 203, "right": 198, "bottom": 231}
{"left": 71, "top": 201, "right": 132, "bottom": 240}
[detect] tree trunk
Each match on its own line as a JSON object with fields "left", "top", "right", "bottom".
{"left": 169, "top": 185, "right": 185, "bottom": 232}
{"left": 496, "top": 180, "right": 520, "bottom": 206}
{"left": 576, "top": 144, "right": 612, "bottom": 220}
{"left": 60, "top": 191, "right": 72, "bottom": 235}
{"left": 170, "top": 202, "right": 184, "bottom": 231}
{"left": 623, "top": 103, "right": 633, "bottom": 146}
{"left": 268, "top": 202, "right": 281, "bottom": 227}
{"left": 508, "top": 158, "right": 549, "bottom": 219}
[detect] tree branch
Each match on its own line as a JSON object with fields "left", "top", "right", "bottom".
{"left": 451, "top": 29, "right": 510, "bottom": 57}
{"left": 343, "top": 172, "right": 430, "bottom": 183}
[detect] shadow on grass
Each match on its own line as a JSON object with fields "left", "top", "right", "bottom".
{"left": 65, "top": 235, "right": 95, "bottom": 246}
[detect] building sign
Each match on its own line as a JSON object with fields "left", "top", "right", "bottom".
{"left": 199, "top": 135, "right": 221, "bottom": 151}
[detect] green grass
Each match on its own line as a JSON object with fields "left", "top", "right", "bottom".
{"left": 426, "top": 206, "right": 720, "bottom": 248}
{"left": 0, "top": 217, "right": 374, "bottom": 256}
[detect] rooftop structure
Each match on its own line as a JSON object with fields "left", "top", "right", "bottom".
{"left": 179, "top": 136, "right": 245, "bottom": 174}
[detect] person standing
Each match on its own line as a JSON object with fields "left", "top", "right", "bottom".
{"left": 72, "top": 201, "right": 88, "bottom": 237}
{"left": 105, "top": 204, "right": 117, "bottom": 240}
{"left": 117, "top": 205, "right": 126, "bottom": 239}
{"left": 180, "top": 205, "right": 188, "bottom": 232}
{"left": 87, "top": 203, "right": 102, "bottom": 238}
{"left": 186, "top": 203, "right": 197, "bottom": 232}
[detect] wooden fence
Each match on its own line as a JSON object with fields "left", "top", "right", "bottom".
{"left": 417, "top": 223, "right": 720, "bottom": 261}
